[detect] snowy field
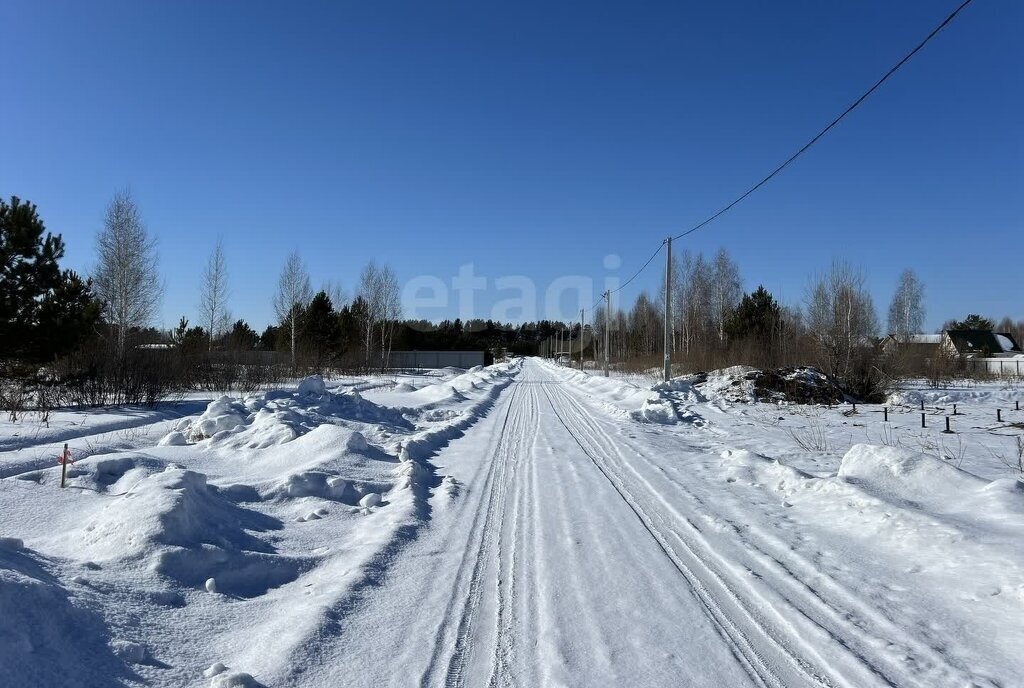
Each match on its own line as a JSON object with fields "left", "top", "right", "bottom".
{"left": 2, "top": 358, "right": 1022, "bottom": 687}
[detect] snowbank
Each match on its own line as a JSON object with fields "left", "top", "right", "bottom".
{"left": 838, "top": 444, "right": 1024, "bottom": 530}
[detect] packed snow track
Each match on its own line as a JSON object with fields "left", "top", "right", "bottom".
{"left": 3, "top": 358, "right": 1019, "bottom": 687}
{"left": 301, "top": 359, "right": 1002, "bottom": 688}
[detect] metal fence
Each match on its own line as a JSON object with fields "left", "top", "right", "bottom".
{"left": 385, "top": 350, "right": 488, "bottom": 370}
{"left": 964, "top": 357, "right": 1024, "bottom": 378}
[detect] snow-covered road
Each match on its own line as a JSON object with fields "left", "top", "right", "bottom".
{"left": 295, "top": 358, "right": 1003, "bottom": 688}
{"left": 304, "top": 359, "right": 757, "bottom": 687}
{"left": 3, "top": 359, "right": 1020, "bottom": 687}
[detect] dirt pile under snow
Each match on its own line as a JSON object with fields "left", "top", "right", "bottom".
{"left": 685, "top": 365, "right": 845, "bottom": 405}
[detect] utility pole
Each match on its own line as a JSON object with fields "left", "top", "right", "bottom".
{"left": 567, "top": 323, "right": 572, "bottom": 368}
{"left": 663, "top": 237, "right": 672, "bottom": 382}
{"left": 604, "top": 290, "right": 610, "bottom": 377}
{"left": 580, "top": 308, "right": 585, "bottom": 371}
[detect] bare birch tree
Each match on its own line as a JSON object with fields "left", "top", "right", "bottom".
{"left": 677, "top": 252, "right": 713, "bottom": 357}
{"left": 273, "top": 251, "right": 312, "bottom": 370}
{"left": 199, "top": 238, "right": 230, "bottom": 350}
{"left": 357, "top": 261, "right": 382, "bottom": 366}
{"left": 322, "top": 280, "right": 348, "bottom": 310}
{"left": 629, "top": 292, "right": 661, "bottom": 355}
{"left": 712, "top": 248, "right": 742, "bottom": 344}
{"left": 887, "top": 268, "right": 925, "bottom": 339}
{"left": 805, "top": 261, "right": 878, "bottom": 380}
{"left": 376, "top": 265, "right": 402, "bottom": 371}
{"left": 93, "top": 189, "right": 163, "bottom": 356}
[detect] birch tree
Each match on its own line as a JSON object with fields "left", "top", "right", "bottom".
{"left": 805, "top": 261, "right": 878, "bottom": 380}
{"left": 322, "top": 280, "right": 348, "bottom": 311}
{"left": 199, "top": 238, "right": 230, "bottom": 350}
{"left": 712, "top": 248, "right": 742, "bottom": 344}
{"left": 376, "top": 264, "right": 402, "bottom": 371}
{"left": 273, "top": 251, "right": 312, "bottom": 369}
{"left": 677, "top": 252, "right": 713, "bottom": 357}
{"left": 357, "top": 261, "right": 382, "bottom": 366}
{"left": 887, "top": 268, "right": 925, "bottom": 339}
{"left": 93, "top": 190, "right": 162, "bottom": 356}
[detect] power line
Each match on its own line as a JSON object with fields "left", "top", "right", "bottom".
{"left": 612, "top": 241, "right": 665, "bottom": 296}
{"left": 586, "top": 240, "right": 665, "bottom": 314}
{"left": 586, "top": 0, "right": 973, "bottom": 317}
{"left": 671, "top": 0, "right": 974, "bottom": 242}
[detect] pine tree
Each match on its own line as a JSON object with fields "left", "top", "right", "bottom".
{"left": 950, "top": 314, "right": 994, "bottom": 331}
{"left": 300, "top": 291, "right": 341, "bottom": 370}
{"left": 1, "top": 196, "right": 100, "bottom": 362}
{"left": 225, "top": 320, "right": 259, "bottom": 351}
{"left": 725, "top": 286, "right": 781, "bottom": 343}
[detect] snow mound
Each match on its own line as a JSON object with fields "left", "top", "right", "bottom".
{"left": 167, "top": 387, "right": 411, "bottom": 449}
{"left": 192, "top": 396, "right": 249, "bottom": 440}
{"left": 210, "top": 671, "right": 259, "bottom": 687}
{"left": 622, "top": 379, "right": 706, "bottom": 425}
{"left": 111, "top": 639, "right": 149, "bottom": 664}
{"left": 159, "top": 431, "right": 189, "bottom": 446}
{"left": 347, "top": 431, "right": 369, "bottom": 451}
{"left": 74, "top": 467, "right": 302, "bottom": 597}
{"left": 269, "top": 471, "right": 349, "bottom": 502}
{"left": 839, "top": 445, "right": 985, "bottom": 500}
{"left": 838, "top": 445, "right": 1024, "bottom": 528}
{"left": 297, "top": 375, "right": 327, "bottom": 397}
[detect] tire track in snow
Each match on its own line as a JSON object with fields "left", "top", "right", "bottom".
{"left": 546, "top": 369, "right": 986, "bottom": 688}
{"left": 538, "top": 378, "right": 819, "bottom": 688}
{"left": 417, "top": 377, "right": 537, "bottom": 687}
{"left": 422, "top": 382, "right": 520, "bottom": 686}
{"left": 487, "top": 376, "right": 540, "bottom": 688}
{"left": 571, "top": 386, "right": 982, "bottom": 688}
{"left": 610, "top": 436, "right": 984, "bottom": 688}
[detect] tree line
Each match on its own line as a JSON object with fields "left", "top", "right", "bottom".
{"left": 3, "top": 191, "right": 1022, "bottom": 409}
{"left": 0, "top": 192, "right": 568, "bottom": 408}
{"left": 586, "top": 251, "right": 1023, "bottom": 400}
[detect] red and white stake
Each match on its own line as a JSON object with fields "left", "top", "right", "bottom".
{"left": 58, "top": 443, "right": 72, "bottom": 488}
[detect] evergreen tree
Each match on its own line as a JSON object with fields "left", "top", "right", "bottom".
{"left": 35, "top": 270, "right": 102, "bottom": 361}
{"left": 725, "top": 286, "right": 781, "bottom": 343}
{"left": 949, "top": 314, "right": 994, "bottom": 331}
{"left": 225, "top": 319, "right": 259, "bottom": 351}
{"left": 301, "top": 291, "right": 341, "bottom": 369}
{"left": 259, "top": 325, "right": 282, "bottom": 351}
{"left": 1, "top": 196, "right": 100, "bottom": 362}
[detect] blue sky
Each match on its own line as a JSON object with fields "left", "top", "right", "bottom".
{"left": 2, "top": 0, "right": 1020, "bottom": 332}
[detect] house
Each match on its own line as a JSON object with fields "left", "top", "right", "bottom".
{"left": 881, "top": 330, "right": 1023, "bottom": 363}
{"left": 880, "top": 334, "right": 942, "bottom": 359}
{"left": 943, "top": 330, "right": 1022, "bottom": 358}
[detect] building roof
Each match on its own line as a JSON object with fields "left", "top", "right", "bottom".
{"left": 945, "top": 330, "right": 1022, "bottom": 355}
{"left": 995, "top": 333, "right": 1022, "bottom": 353}
{"left": 880, "top": 331, "right": 942, "bottom": 344}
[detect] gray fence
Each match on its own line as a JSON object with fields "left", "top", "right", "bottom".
{"left": 964, "top": 357, "right": 1024, "bottom": 378}
{"left": 385, "top": 351, "right": 487, "bottom": 370}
